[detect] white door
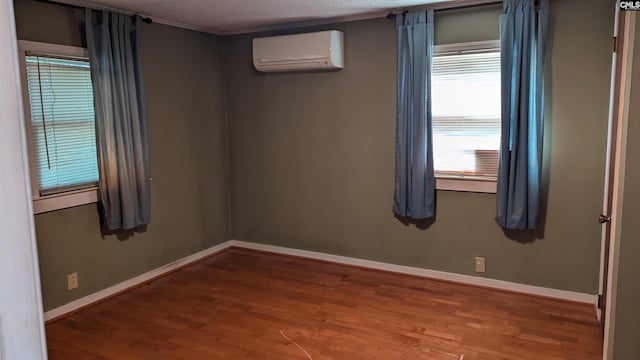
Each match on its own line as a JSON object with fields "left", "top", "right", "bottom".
{"left": 0, "top": 0, "right": 48, "bottom": 359}
{"left": 597, "top": 2, "right": 625, "bottom": 329}
{"left": 601, "top": 4, "right": 636, "bottom": 359}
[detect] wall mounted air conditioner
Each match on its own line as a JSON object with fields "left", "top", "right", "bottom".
{"left": 253, "top": 30, "right": 344, "bottom": 73}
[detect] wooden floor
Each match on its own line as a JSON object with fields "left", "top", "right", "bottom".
{"left": 46, "top": 248, "right": 603, "bottom": 359}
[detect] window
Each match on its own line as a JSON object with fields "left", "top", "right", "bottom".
{"left": 18, "top": 41, "right": 99, "bottom": 214}
{"left": 432, "top": 40, "right": 501, "bottom": 193}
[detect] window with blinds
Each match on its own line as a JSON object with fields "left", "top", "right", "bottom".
{"left": 432, "top": 48, "right": 501, "bottom": 181}
{"left": 24, "top": 54, "right": 99, "bottom": 196}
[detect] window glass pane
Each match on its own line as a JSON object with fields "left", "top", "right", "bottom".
{"left": 25, "top": 55, "right": 99, "bottom": 194}
{"left": 432, "top": 51, "right": 501, "bottom": 180}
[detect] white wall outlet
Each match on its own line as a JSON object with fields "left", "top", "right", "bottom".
{"left": 67, "top": 272, "right": 79, "bottom": 290}
{"left": 475, "top": 257, "right": 486, "bottom": 273}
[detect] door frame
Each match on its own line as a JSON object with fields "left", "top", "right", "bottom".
{"left": 601, "top": 8, "right": 636, "bottom": 360}
{"left": 0, "top": 0, "right": 48, "bottom": 358}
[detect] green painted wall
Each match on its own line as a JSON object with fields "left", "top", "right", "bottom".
{"left": 13, "top": 0, "right": 615, "bottom": 312}
{"left": 13, "top": 0, "right": 230, "bottom": 311}
{"left": 224, "top": 0, "right": 613, "bottom": 294}
{"left": 611, "top": 15, "right": 640, "bottom": 360}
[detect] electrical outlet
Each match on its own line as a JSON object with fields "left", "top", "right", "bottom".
{"left": 67, "top": 272, "right": 79, "bottom": 290}
{"left": 474, "top": 257, "right": 486, "bottom": 273}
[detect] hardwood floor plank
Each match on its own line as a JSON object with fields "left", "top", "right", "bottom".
{"left": 46, "top": 248, "right": 602, "bottom": 359}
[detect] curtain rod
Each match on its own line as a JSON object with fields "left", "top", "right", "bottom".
{"left": 35, "top": 0, "right": 153, "bottom": 23}
{"left": 386, "top": 0, "right": 502, "bottom": 20}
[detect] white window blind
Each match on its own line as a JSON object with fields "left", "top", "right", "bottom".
{"left": 432, "top": 50, "right": 501, "bottom": 180}
{"left": 25, "top": 55, "right": 99, "bottom": 195}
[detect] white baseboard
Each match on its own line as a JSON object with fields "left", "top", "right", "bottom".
{"left": 229, "top": 240, "right": 598, "bottom": 306}
{"left": 44, "top": 239, "right": 598, "bottom": 322}
{"left": 43, "top": 240, "right": 233, "bottom": 322}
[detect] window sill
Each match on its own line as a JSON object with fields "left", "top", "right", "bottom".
{"left": 33, "top": 187, "right": 99, "bottom": 214}
{"left": 436, "top": 178, "right": 496, "bottom": 194}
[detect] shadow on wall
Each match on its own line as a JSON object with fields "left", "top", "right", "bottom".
{"left": 97, "top": 203, "right": 148, "bottom": 241}
{"left": 392, "top": 188, "right": 549, "bottom": 243}
{"left": 502, "top": 225, "right": 545, "bottom": 244}
{"left": 394, "top": 213, "right": 436, "bottom": 230}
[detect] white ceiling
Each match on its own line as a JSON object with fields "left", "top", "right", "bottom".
{"left": 57, "top": 0, "right": 465, "bottom": 35}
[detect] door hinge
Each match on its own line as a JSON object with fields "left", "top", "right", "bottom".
{"left": 613, "top": 36, "right": 618, "bottom": 53}
{"left": 599, "top": 214, "right": 612, "bottom": 224}
{"left": 597, "top": 294, "right": 603, "bottom": 309}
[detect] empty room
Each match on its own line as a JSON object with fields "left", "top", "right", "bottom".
{"left": 1, "top": 0, "right": 640, "bottom": 359}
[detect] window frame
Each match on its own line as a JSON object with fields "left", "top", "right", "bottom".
{"left": 432, "top": 40, "right": 501, "bottom": 194}
{"left": 17, "top": 40, "right": 99, "bottom": 214}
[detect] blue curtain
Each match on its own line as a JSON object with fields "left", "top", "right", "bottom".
{"left": 85, "top": 10, "right": 150, "bottom": 231}
{"left": 496, "top": 0, "right": 549, "bottom": 229}
{"left": 393, "top": 11, "right": 435, "bottom": 219}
